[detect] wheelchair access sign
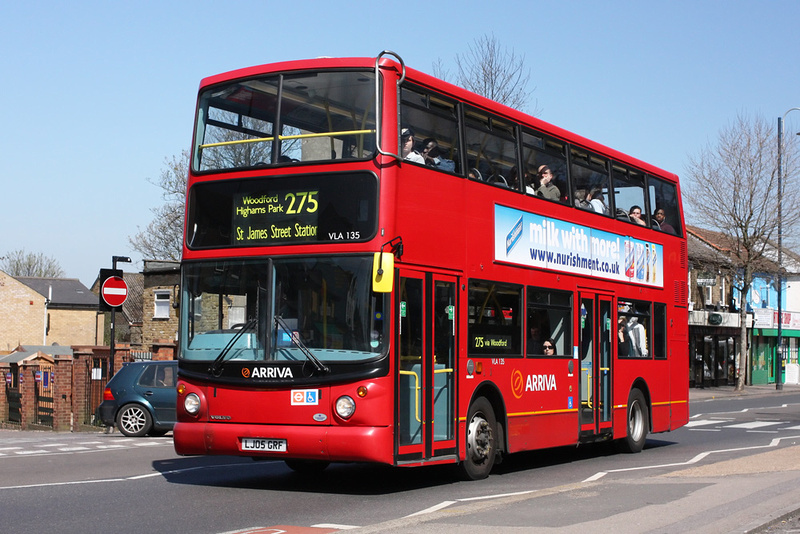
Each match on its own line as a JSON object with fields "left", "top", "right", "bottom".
{"left": 291, "top": 389, "right": 319, "bottom": 405}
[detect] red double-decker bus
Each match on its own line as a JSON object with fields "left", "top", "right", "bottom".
{"left": 173, "top": 51, "right": 688, "bottom": 479}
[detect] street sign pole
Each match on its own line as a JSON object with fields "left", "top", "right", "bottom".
{"left": 108, "top": 256, "right": 131, "bottom": 378}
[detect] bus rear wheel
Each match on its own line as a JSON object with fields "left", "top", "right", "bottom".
{"left": 459, "top": 397, "right": 497, "bottom": 480}
{"left": 619, "top": 388, "right": 648, "bottom": 453}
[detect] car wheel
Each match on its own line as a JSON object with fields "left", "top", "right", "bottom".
{"left": 116, "top": 404, "right": 153, "bottom": 437}
{"left": 459, "top": 396, "right": 497, "bottom": 480}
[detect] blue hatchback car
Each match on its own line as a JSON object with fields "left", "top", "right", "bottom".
{"left": 98, "top": 360, "right": 178, "bottom": 437}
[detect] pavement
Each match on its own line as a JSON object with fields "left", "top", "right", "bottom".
{"left": 349, "top": 383, "right": 800, "bottom": 534}
{"left": 689, "top": 381, "right": 800, "bottom": 402}
{"left": 687, "top": 382, "right": 800, "bottom": 533}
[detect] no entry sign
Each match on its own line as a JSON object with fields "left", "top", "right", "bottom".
{"left": 101, "top": 276, "right": 128, "bottom": 308}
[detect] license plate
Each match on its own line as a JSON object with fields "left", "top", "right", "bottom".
{"left": 241, "top": 438, "right": 287, "bottom": 452}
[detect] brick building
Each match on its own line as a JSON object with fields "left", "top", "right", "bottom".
{"left": 1, "top": 262, "right": 180, "bottom": 431}
{"left": 140, "top": 260, "right": 180, "bottom": 353}
{"left": 0, "top": 271, "right": 99, "bottom": 350}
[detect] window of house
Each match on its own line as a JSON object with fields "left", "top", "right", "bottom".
{"left": 154, "top": 290, "right": 171, "bottom": 319}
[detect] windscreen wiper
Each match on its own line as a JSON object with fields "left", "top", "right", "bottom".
{"left": 274, "top": 315, "right": 329, "bottom": 374}
{"left": 210, "top": 317, "right": 257, "bottom": 376}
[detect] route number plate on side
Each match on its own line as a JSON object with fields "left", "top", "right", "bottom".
{"left": 241, "top": 438, "right": 287, "bottom": 452}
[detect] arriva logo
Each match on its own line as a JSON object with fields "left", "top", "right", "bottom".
{"left": 511, "top": 369, "right": 524, "bottom": 399}
{"left": 245, "top": 367, "right": 295, "bottom": 379}
{"left": 525, "top": 374, "right": 557, "bottom": 392}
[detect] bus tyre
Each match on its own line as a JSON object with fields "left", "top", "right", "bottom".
{"left": 285, "top": 459, "right": 330, "bottom": 474}
{"left": 460, "top": 397, "right": 497, "bottom": 480}
{"left": 620, "top": 389, "right": 648, "bottom": 453}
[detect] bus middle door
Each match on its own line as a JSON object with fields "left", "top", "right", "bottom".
{"left": 578, "top": 291, "right": 613, "bottom": 439}
{"left": 396, "top": 270, "right": 457, "bottom": 464}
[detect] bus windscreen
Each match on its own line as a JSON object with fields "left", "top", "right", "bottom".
{"left": 193, "top": 70, "right": 377, "bottom": 172}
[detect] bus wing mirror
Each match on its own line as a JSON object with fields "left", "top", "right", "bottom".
{"left": 372, "top": 252, "right": 394, "bottom": 293}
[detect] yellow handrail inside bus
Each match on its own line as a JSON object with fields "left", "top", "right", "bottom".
{"left": 582, "top": 367, "right": 592, "bottom": 408}
{"left": 398, "top": 367, "right": 453, "bottom": 425}
{"left": 199, "top": 129, "right": 376, "bottom": 150}
{"left": 581, "top": 366, "right": 610, "bottom": 410}
{"left": 399, "top": 370, "right": 420, "bottom": 423}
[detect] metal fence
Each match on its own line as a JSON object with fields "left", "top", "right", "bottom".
{"left": 35, "top": 364, "right": 54, "bottom": 427}
{"left": 131, "top": 351, "right": 153, "bottom": 361}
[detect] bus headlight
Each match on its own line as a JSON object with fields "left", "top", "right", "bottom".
{"left": 184, "top": 393, "right": 201, "bottom": 415}
{"left": 335, "top": 395, "right": 356, "bottom": 419}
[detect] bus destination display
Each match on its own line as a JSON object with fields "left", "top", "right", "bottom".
{"left": 233, "top": 190, "right": 319, "bottom": 244}
{"left": 187, "top": 172, "right": 378, "bottom": 249}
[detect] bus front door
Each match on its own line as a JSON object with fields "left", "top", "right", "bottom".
{"left": 578, "top": 292, "right": 613, "bottom": 438}
{"left": 396, "top": 271, "right": 458, "bottom": 464}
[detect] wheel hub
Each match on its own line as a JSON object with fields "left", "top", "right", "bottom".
{"left": 467, "top": 416, "right": 493, "bottom": 460}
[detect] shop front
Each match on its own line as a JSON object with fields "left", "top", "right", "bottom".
{"left": 689, "top": 310, "right": 742, "bottom": 388}
{"left": 750, "top": 308, "right": 800, "bottom": 385}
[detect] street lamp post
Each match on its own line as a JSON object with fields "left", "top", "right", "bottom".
{"left": 776, "top": 108, "right": 800, "bottom": 391}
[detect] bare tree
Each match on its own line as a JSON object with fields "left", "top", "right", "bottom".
{"left": 128, "top": 150, "right": 189, "bottom": 261}
{"left": 684, "top": 113, "right": 800, "bottom": 390}
{"left": 0, "top": 249, "right": 65, "bottom": 277}
{"left": 434, "top": 33, "right": 538, "bottom": 114}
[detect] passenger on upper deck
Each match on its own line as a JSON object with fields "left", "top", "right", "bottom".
{"left": 535, "top": 165, "right": 561, "bottom": 201}
{"left": 525, "top": 168, "right": 538, "bottom": 194}
{"left": 421, "top": 138, "right": 455, "bottom": 172}
{"left": 587, "top": 187, "right": 608, "bottom": 215}
{"left": 574, "top": 189, "right": 591, "bottom": 210}
{"left": 629, "top": 205, "right": 647, "bottom": 226}
{"left": 652, "top": 207, "right": 676, "bottom": 235}
{"left": 508, "top": 167, "right": 524, "bottom": 191}
{"left": 401, "top": 128, "right": 425, "bottom": 164}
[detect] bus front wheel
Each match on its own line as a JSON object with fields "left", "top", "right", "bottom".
{"left": 460, "top": 397, "right": 497, "bottom": 480}
{"left": 619, "top": 388, "right": 648, "bottom": 453}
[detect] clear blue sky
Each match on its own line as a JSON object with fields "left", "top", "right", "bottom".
{"left": 3, "top": 1, "right": 800, "bottom": 287}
